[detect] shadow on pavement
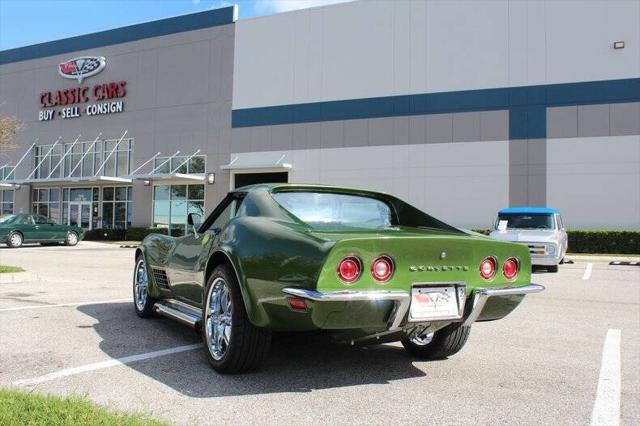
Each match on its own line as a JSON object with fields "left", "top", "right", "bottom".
{"left": 78, "top": 302, "right": 426, "bottom": 397}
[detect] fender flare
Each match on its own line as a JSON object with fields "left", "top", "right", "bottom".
{"left": 204, "top": 248, "right": 262, "bottom": 326}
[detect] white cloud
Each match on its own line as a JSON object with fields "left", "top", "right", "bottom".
{"left": 254, "top": 0, "right": 354, "bottom": 14}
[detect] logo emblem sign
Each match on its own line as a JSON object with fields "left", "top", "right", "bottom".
{"left": 58, "top": 56, "right": 106, "bottom": 84}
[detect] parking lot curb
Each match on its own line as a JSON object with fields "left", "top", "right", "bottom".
{"left": 566, "top": 254, "right": 640, "bottom": 263}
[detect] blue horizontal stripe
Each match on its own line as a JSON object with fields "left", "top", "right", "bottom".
{"left": 232, "top": 78, "right": 640, "bottom": 139}
{"left": 0, "top": 7, "right": 235, "bottom": 65}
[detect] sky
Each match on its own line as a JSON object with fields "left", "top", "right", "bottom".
{"left": 0, "top": 0, "right": 352, "bottom": 50}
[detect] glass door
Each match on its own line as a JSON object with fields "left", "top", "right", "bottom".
{"left": 68, "top": 202, "right": 93, "bottom": 230}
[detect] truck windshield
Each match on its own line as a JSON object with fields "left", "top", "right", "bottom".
{"left": 273, "top": 191, "right": 394, "bottom": 230}
{"left": 497, "top": 213, "right": 556, "bottom": 230}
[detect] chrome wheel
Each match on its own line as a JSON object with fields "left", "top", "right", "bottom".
{"left": 411, "top": 332, "right": 435, "bottom": 346}
{"left": 205, "top": 277, "right": 233, "bottom": 361}
{"left": 66, "top": 232, "right": 78, "bottom": 246}
{"left": 134, "top": 259, "right": 148, "bottom": 311}
{"left": 9, "top": 232, "right": 22, "bottom": 248}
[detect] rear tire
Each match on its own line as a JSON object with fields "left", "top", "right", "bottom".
{"left": 202, "top": 264, "right": 271, "bottom": 374}
{"left": 548, "top": 265, "right": 559, "bottom": 273}
{"left": 7, "top": 232, "right": 23, "bottom": 248}
{"left": 65, "top": 231, "right": 79, "bottom": 246}
{"left": 402, "top": 322, "right": 471, "bottom": 359}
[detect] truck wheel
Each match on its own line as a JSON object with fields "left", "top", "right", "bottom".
{"left": 202, "top": 264, "right": 271, "bottom": 373}
{"left": 133, "top": 256, "right": 156, "bottom": 318}
{"left": 548, "top": 265, "right": 559, "bottom": 273}
{"left": 402, "top": 323, "right": 470, "bottom": 359}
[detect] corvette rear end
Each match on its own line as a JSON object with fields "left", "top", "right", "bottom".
{"left": 282, "top": 230, "right": 543, "bottom": 344}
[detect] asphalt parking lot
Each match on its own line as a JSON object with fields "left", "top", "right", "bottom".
{"left": 0, "top": 241, "right": 638, "bottom": 425}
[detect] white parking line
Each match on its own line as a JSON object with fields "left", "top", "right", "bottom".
{"left": 0, "top": 298, "right": 132, "bottom": 312}
{"left": 582, "top": 263, "right": 593, "bottom": 280}
{"left": 591, "top": 329, "right": 621, "bottom": 426}
{"left": 13, "top": 343, "right": 202, "bottom": 387}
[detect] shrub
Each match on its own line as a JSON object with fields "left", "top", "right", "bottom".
{"left": 83, "top": 228, "right": 126, "bottom": 241}
{"left": 83, "top": 227, "right": 167, "bottom": 241}
{"left": 472, "top": 229, "right": 640, "bottom": 254}
{"left": 125, "top": 227, "right": 168, "bottom": 241}
{"left": 566, "top": 230, "right": 639, "bottom": 254}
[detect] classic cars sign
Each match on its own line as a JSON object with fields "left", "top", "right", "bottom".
{"left": 58, "top": 56, "right": 106, "bottom": 84}
{"left": 39, "top": 56, "right": 127, "bottom": 121}
{"left": 39, "top": 82, "right": 127, "bottom": 121}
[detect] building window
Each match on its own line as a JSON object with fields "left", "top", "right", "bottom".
{"left": 152, "top": 155, "right": 206, "bottom": 174}
{"left": 0, "top": 190, "right": 14, "bottom": 215}
{"left": 35, "top": 138, "right": 134, "bottom": 179}
{"left": 102, "top": 186, "right": 133, "bottom": 229}
{"left": 32, "top": 188, "right": 61, "bottom": 223}
{"left": 153, "top": 184, "right": 205, "bottom": 236}
{"left": 0, "top": 165, "right": 14, "bottom": 180}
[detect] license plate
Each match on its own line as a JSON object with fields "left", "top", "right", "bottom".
{"left": 409, "top": 286, "right": 461, "bottom": 321}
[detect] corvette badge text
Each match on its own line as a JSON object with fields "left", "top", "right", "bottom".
{"left": 38, "top": 56, "right": 127, "bottom": 121}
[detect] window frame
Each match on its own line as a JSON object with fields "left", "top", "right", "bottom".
{"left": 0, "top": 190, "right": 14, "bottom": 215}
{"left": 199, "top": 192, "right": 245, "bottom": 233}
{"left": 152, "top": 183, "right": 206, "bottom": 236}
{"left": 100, "top": 185, "right": 133, "bottom": 229}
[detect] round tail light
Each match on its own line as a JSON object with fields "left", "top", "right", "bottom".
{"left": 479, "top": 257, "right": 497, "bottom": 280}
{"left": 337, "top": 256, "right": 361, "bottom": 283}
{"left": 503, "top": 257, "right": 519, "bottom": 279}
{"left": 371, "top": 256, "right": 394, "bottom": 282}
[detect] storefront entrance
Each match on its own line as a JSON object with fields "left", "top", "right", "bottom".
{"left": 68, "top": 202, "right": 92, "bottom": 230}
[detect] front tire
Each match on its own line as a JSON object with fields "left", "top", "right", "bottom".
{"left": 133, "top": 256, "right": 155, "bottom": 318}
{"left": 7, "top": 232, "right": 23, "bottom": 248}
{"left": 402, "top": 323, "right": 471, "bottom": 359}
{"left": 202, "top": 264, "right": 271, "bottom": 374}
{"left": 65, "top": 231, "right": 79, "bottom": 246}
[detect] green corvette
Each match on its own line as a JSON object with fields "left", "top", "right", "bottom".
{"left": 135, "top": 184, "right": 544, "bottom": 373}
{"left": 0, "top": 213, "right": 84, "bottom": 248}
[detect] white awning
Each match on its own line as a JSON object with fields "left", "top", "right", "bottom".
{"left": 221, "top": 154, "right": 292, "bottom": 171}
{"left": 131, "top": 173, "right": 205, "bottom": 182}
{"left": 16, "top": 175, "right": 133, "bottom": 185}
{"left": 220, "top": 162, "right": 292, "bottom": 171}
{"left": 127, "top": 149, "right": 205, "bottom": 182}
{"left": 0, "top": 131, "right": 134, "bottom": 187}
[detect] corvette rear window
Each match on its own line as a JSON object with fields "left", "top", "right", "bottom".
{"left": 272, "top": 192, "right": 394, "bottom": 230}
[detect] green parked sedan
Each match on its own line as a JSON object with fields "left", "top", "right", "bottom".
{"left": 0, "top": 213, "right": 84, "bottom": 248}
{"left": 135, "top": 184, "right": 544, "bottom": 373}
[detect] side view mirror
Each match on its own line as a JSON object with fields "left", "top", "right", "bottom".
{"left": 187, "top": 213, "right": 202, "bottom": 237}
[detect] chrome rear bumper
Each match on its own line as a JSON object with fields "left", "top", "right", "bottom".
{"left": 282, "top": 288, "right": 410, "bottom": 331}
{"left": 462, "top": 283, "right": 545, "bottom": 326}
{"left": 282, "top": 283, "right": 544, "bottom": 331}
